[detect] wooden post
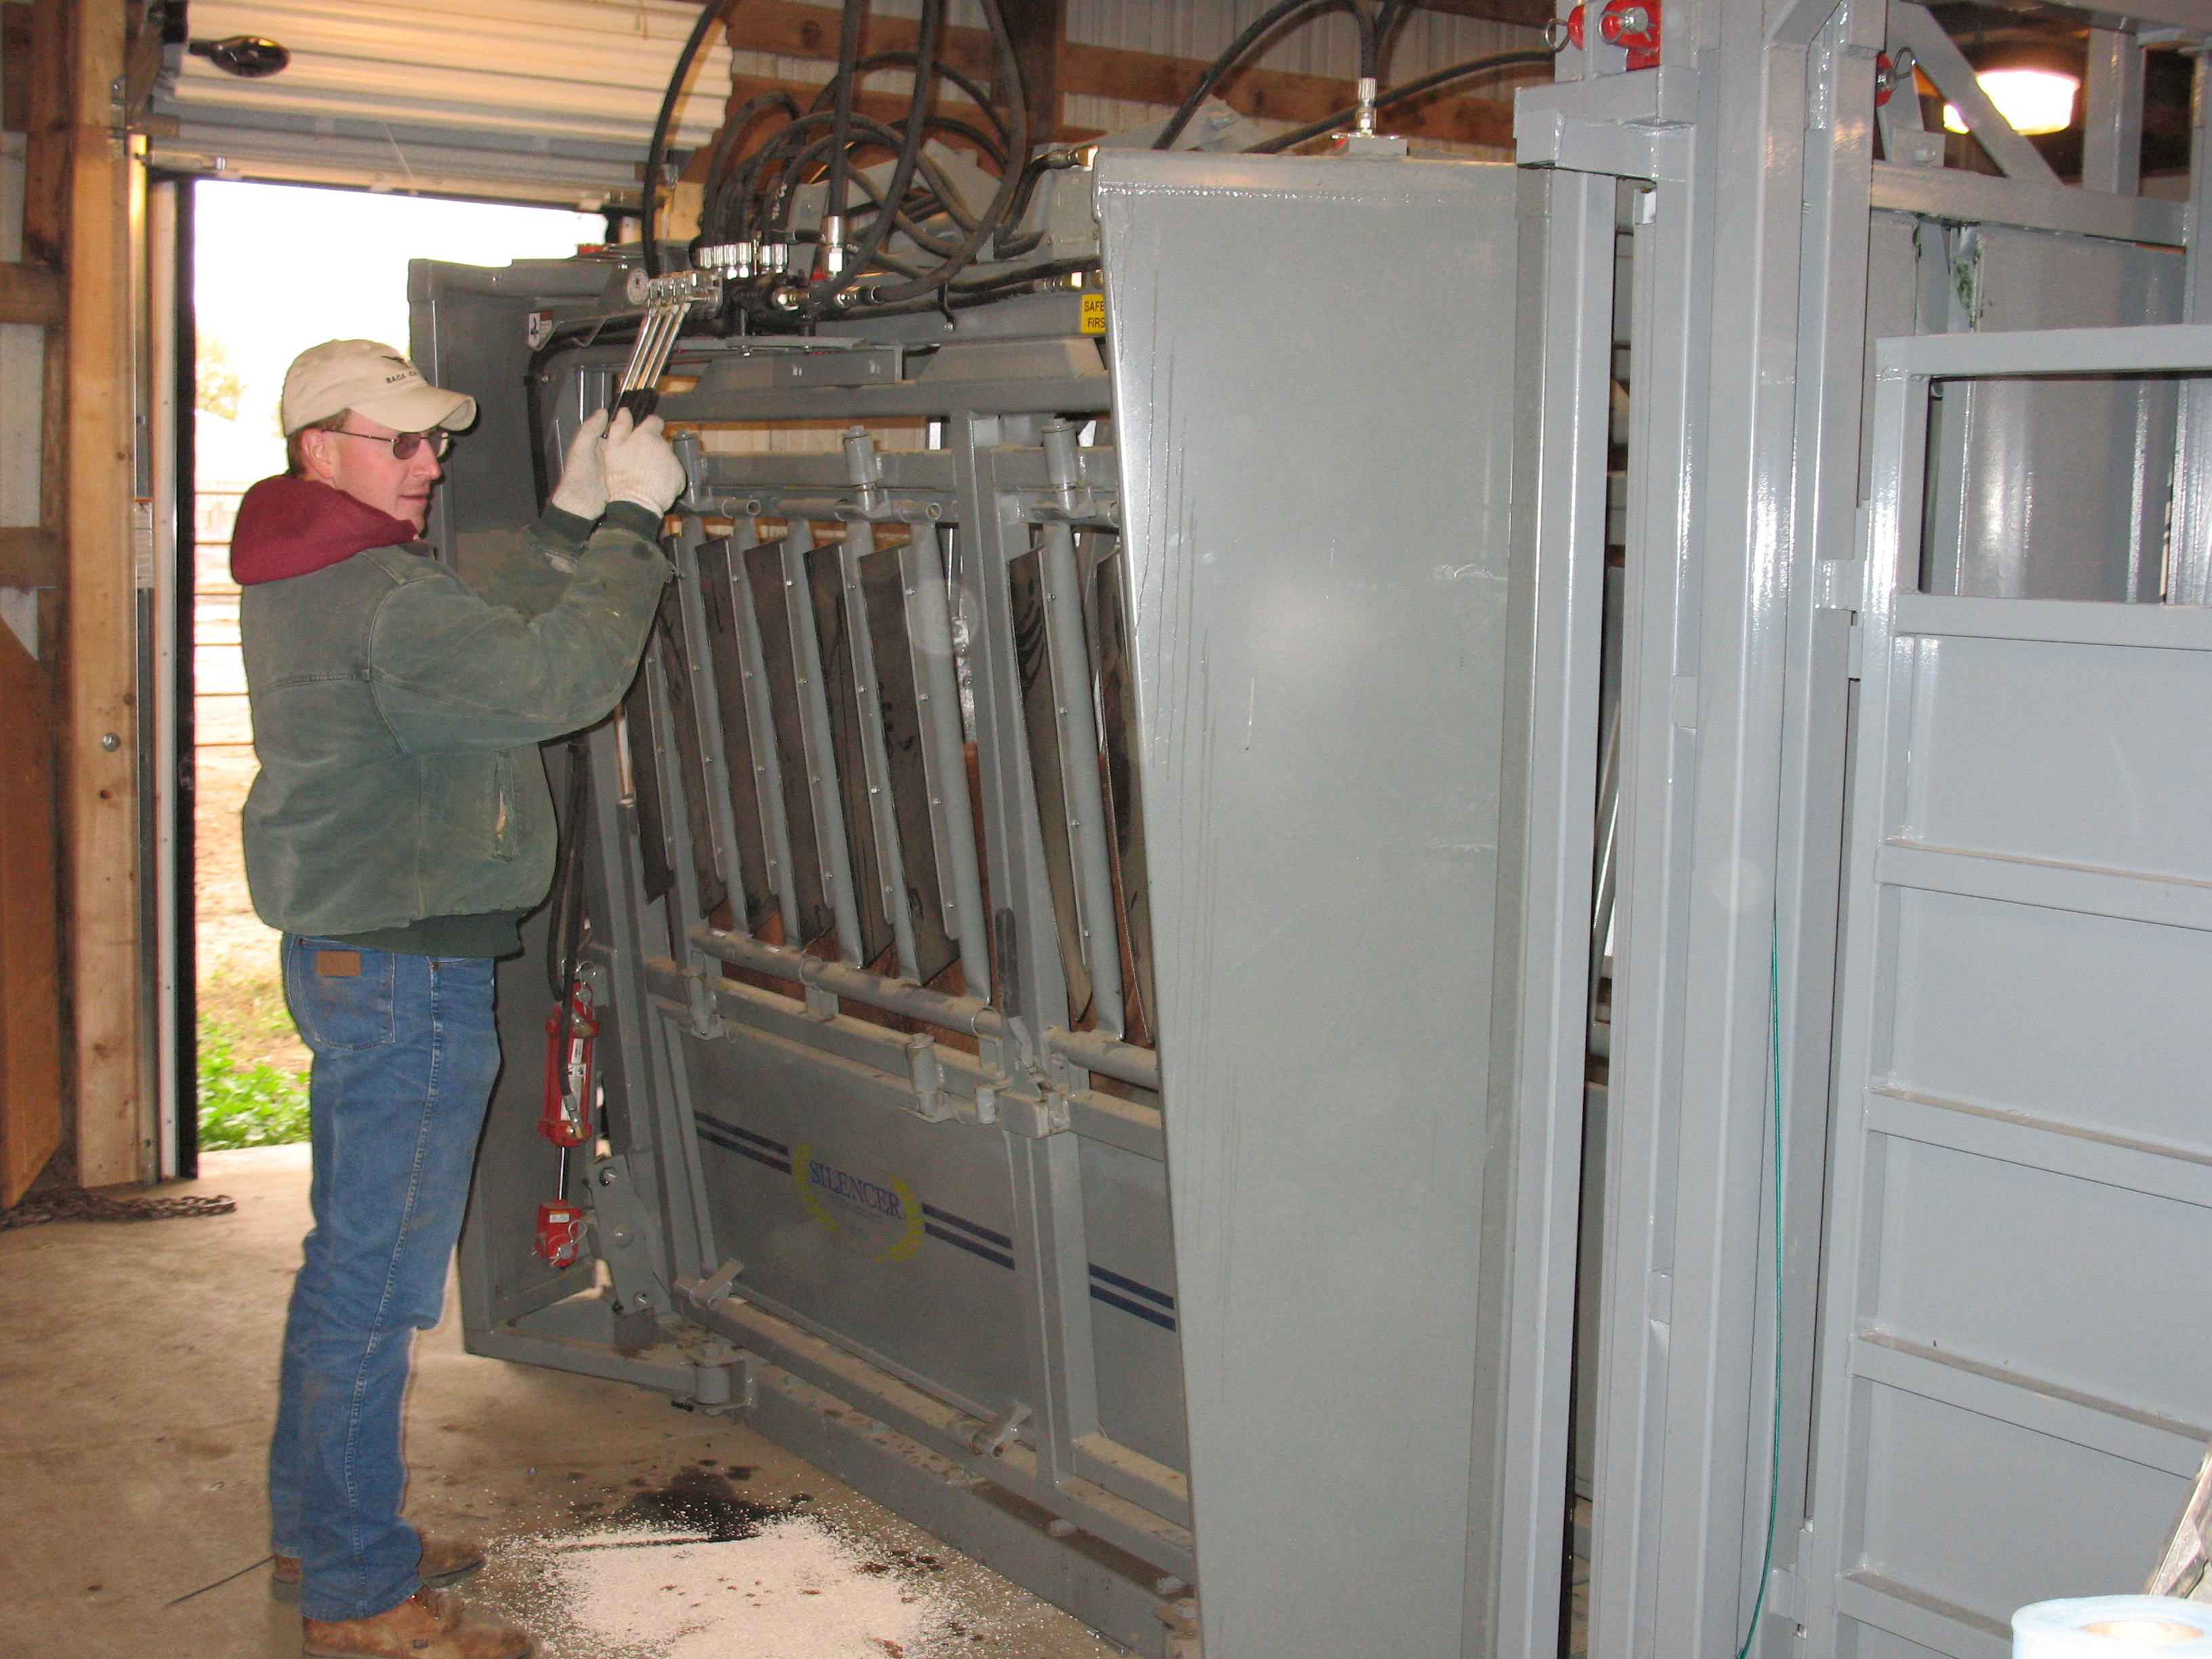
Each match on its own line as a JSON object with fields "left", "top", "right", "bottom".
{"left": 63, "top": 0, "right": 146, "bottom": 1185}
{"left": 996, "top": 0, "right": 1064, "bottom": 144}
{"left": 0, "top": 626, "right": 61, "bottom": 1205}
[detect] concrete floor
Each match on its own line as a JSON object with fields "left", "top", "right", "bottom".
{"left": 0, "top": 1146, "right": 1124, "bottom": 1659}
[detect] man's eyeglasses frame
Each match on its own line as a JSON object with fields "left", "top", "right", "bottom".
{"left": 328, "top": 427, "right": 454, "bottom": 461}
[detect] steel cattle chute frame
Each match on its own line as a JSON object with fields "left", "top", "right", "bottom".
{"left": 412, "top": 0, "right": 2212, "bottom": 1654}
{"left": 424, "top": 152, "right": 1560, "bottom": 1659}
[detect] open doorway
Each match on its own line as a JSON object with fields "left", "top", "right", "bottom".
{"left": 188, "top": 181, "right": 604, "bottom": 1153}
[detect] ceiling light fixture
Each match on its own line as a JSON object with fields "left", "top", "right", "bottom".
{"left": 1942, "top": 66, "right": 2078, "bottom": 136}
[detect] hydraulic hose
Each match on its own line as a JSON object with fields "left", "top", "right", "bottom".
{"left": 811, "top": 0, "right": 944, "bottom": 311}
{"left": 698, "top": 89, "right": 800, "bottom": 244}
{"left": 810, "top": 49, "right": 1012, "bottom": 144}
{"left": 640, "top": 0, "right": 735, "bottom": 275}
{"left": 1153, "top": 0, "right": 1350, "bottom": 150}
{"left": 857, "top": 0, "right": 1027, "bottom": 307}
{"left": 820, "top": 0, "right": 867, "bottom": 250}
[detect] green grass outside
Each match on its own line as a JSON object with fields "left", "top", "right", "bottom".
{"left": 196, "top": 971, "right": 311, "bottom": 1149}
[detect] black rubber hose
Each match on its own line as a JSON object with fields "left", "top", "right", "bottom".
{"left": 1242, "top": 48, "right": 1555, "bottom": 152}
{"left": 723, "top": 109, "right": 872, "bottom": 246}
{"left": 846, "top": 257, "right": 1101, "bottom": 317}
{"left": 991, "top": 148, "right": 1078, "bottom": 260}
{"left": 858, "top": 0, "right": 1027, "bottom": 306}
{"left": 821, "top": 0, "right": 866, "bottom": 236}
{"left": 809, "top": 49, "right": 1012, "bottom": 143}
{"left": 699, "top": 88, "right": 801, "bottom": 244}
{"left": 1370, "top": 0, "right": 1412, "bottom": 79}
{"left": 726, "top": 102, "right": 1002, "bottom": 259}
{"left": 812, "top": 0, "right": 943, "bottom": 310}
{"left": 756, "top": 115, "right": 906, "bottom": 241}
{"left": 641, "top": 0, "right": 734, "bottom": 275}
{"left": 1153, "top": 0, "right": 1347, "bottom": 150}
{"left": 724, "top": 110, "right": 833, "bottom": 247}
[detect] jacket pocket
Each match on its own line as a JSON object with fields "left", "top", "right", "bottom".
{"left": 285, "top": 937, "right": 397, "bottom": 1054}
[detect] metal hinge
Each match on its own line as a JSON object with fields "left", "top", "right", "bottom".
{"left": 1819, "top": 546, "right": 1869, "bottom": 682}
{"left": 1814, "top": 556, "right": 1866, "bottom": 612}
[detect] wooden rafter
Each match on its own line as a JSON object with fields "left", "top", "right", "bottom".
{"left": 715, "top": 0, "right": 1532, "bottom": 150}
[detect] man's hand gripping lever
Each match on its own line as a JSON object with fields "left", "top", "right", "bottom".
{"left": 602, "top": 410, "right": 689, "bottom": 516}
{"left": 547, "top": 408, "right": 611, "bottom": 523}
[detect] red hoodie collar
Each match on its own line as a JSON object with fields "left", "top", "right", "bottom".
{"left": 230, "top": 475, "right": 421, "bottom": 586}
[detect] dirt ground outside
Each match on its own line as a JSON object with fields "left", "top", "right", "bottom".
{"left": 196, "top": 494, "right": 310, "bottom": 1084}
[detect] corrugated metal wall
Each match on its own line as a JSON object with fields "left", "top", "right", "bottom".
{"left": 155, "top": 0, "right": 1538, "bottom": 198}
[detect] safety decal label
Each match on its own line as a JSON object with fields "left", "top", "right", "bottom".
{"left": 1080, "top": 293, "right": 1107, "bottom": 336}
{"left": 697, "top": 1118, "right": 1023, "bottom": 1273}
{"left": 792, "top": 1143, "right": 924, "bottom": 1263}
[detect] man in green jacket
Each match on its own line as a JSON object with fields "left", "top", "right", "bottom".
{"left": 234, "top": 337, "right": 685, "bottom": 1659}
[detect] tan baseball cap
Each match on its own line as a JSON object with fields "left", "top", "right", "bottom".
{"left": 281, "top": 339, "right": 476, "bottom": 435}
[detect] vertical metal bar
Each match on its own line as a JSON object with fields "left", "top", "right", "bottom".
{"left": 781, "top": 524, "right": 866, "bottom": 964}
{"left": 652, "top": 1015, "right": 722, "bottom": 1286}
{"left": 672, "top": 519, "right": 739, "bottom": 893}
{"left": 1798, "top": 353, "right": 1931, "bottom": 1656}
{"left": 1770, "top": 9, "right": 1881, "bottom": 1649}
{"left": 643, "top": 644, "right": 717, "bottom": 1038}
{"left": 903, "top": 531, "right": 993, "bottom": 999}
{"left": 1036, "top": 428, "right": 1124, "bottom": 1036}
{"left": 583, "top": 722, "right": 701, "bottom": 1309}
{"left": 2081, "top": 27, "right": 2145, "bottom": 196}
{"left": 733, "top": 529, "right": 803, "bottom": 944}
{"left": 2169, "top": 58, "right": 2212, "bottom": 605}
{"left": 957, "top": 419, "right": 1071, "bottom": 1060}
{"left": 1591, "top": 144, "right": 1697, "bottom": 1659}
{"left": 1592, "top": 3, "right": 1841, "bottom": 1650}
{"left": 1472, "top": 164, "right": 1612, "bottom": 1659}
{"left": 839, "top": 525, "right": 922, "bottom": 982}
{"left": 1006, "top": 1132, "right": 1101, "bottom": 1489}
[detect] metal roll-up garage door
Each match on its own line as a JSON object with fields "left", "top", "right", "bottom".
{"left": 147, "top": 0, "right": 771, "bottom": 205}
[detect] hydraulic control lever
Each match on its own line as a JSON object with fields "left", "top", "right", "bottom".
{"left": 615, "top": 266, "right": 721, "bottom": 422}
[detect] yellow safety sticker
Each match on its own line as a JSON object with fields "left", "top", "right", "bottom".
{"left": 1080, "top": 293, "right": 1107, "bottom": 336}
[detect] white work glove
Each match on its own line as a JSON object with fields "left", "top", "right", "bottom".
{"left": 548, "top": 407, "right": 611, "bottom": 520}
{"left": 602, "top": 409, "right": 689, "bottom": 516}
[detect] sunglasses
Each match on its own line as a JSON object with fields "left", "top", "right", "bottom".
{"left": 329, "top": 426, "right": 454, "bottom": 460}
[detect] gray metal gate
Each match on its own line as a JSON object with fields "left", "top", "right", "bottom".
{"left": 430, "top": 147, "right": 1593, "bottom": 1659}
{"left": 1802, "top": 322, "right": 2212, "bottom": 1658}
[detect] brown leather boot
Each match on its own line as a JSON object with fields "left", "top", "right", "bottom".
{"left": 302, "top": 1588, "right": 533, "bottom": 1659}
{"left": 272, "top": 1534, "right": 487, "bottom": 1603}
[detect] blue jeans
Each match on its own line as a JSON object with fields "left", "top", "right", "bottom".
{"left": 268, "top": 938, "right": 501, "bottom": 1622}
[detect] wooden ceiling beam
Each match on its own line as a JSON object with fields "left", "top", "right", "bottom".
{"left": 718, "top": 0, "right": 1525, "bottom": 150}
{"left": 1410, "top": 0, "right": 1559, "bottom": 30}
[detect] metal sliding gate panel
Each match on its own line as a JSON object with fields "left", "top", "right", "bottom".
{"left": 1803, "top": 323, "right": 2212, "bottom": 1659}
{"left": 1094, "top": 151, "right": 1532, "bottom": 1659}
{"left": 621, "top": 345, "right": 1219, "bottom": 1637}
